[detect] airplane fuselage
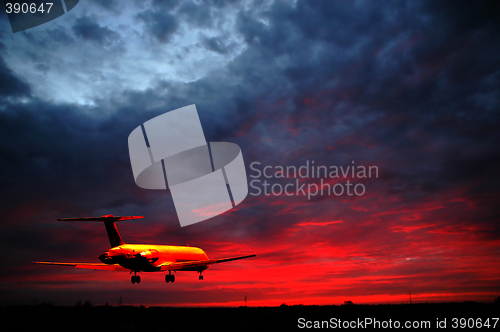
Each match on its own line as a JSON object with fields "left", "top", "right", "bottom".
{"left": 99, "top": 244, "right": 209, "bottom": 272}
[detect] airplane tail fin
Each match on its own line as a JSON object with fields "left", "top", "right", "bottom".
{"left": 57, "top": 215, "right": 144, "bottom": 248}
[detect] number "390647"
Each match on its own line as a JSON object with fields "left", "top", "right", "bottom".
{"left": 5, "top": 3, "right": 54, "bottom": 14}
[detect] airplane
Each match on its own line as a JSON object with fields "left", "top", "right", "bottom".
{"left": 33, "top": 215, "right": 256, "bottom": 284}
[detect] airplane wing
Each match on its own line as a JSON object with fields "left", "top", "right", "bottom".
{"left": 159, "top": 254, "right": 256, "bottom": 271}
{"left": 33, "top": 261, "right": 130, "bottom": 271}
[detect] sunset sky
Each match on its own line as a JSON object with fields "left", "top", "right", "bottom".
{"left": 0, "top": 0, "right": 499, "bottom": 307}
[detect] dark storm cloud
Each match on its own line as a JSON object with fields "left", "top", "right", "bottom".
{"left": 423, "top": 0, "right": 500, "bottom": 32}
{"left": 89, "top": 0, "right": 121, "bottom": 12}
{"left": 1, "top": 0, "right": 490, "bottom": 239}
{"left": 0, "top": 96, "right": 169, "bottom": 216}
{"left": 72, "top": 16, "right": 120, "bottom": 46}
{"left": 136, "top": 9, "right": 179, "bottom": 43}
{"left": 227, "top": 0, "right": 500, "bottom": 189}
{"left": 0, "top": 64, "right": 193, "bottom": 225}
{"left": 177, "top": 1, "right": 213, "bottom": 27}
{"left": 0, "top": 57, "right": 31, "bottom": 97}
{"left": 151, "top": 0, "right": 182, "bottom": 11}
{"left": 202, "top": 36, "right": 233, "bottom": 54}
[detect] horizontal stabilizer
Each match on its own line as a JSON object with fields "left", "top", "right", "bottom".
{"left": 56, "top": 214, "right": 138, "bottom": 247}
{"left": 57, "top": 215, "right": 144, "bottom": 222}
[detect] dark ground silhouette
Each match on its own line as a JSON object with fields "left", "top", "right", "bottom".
{"left": 2, "top": 301, "right": 499, "bottom": 331}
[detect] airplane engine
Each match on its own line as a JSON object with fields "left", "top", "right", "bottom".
{"left": 98, "top": 251, "right": 118, "bottom": 264}
{"left": 138, "top": 250, "right": 159, "bottom": 263}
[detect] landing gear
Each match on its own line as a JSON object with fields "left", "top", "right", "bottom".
{"left": 198, "top": 271, "right": 204, "bottom": 280}
{"left": 165, "top": 272, "right": 175, "bottom": 283}
{"left": 131, "top": 272, "right": 141, "bottom": 284}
